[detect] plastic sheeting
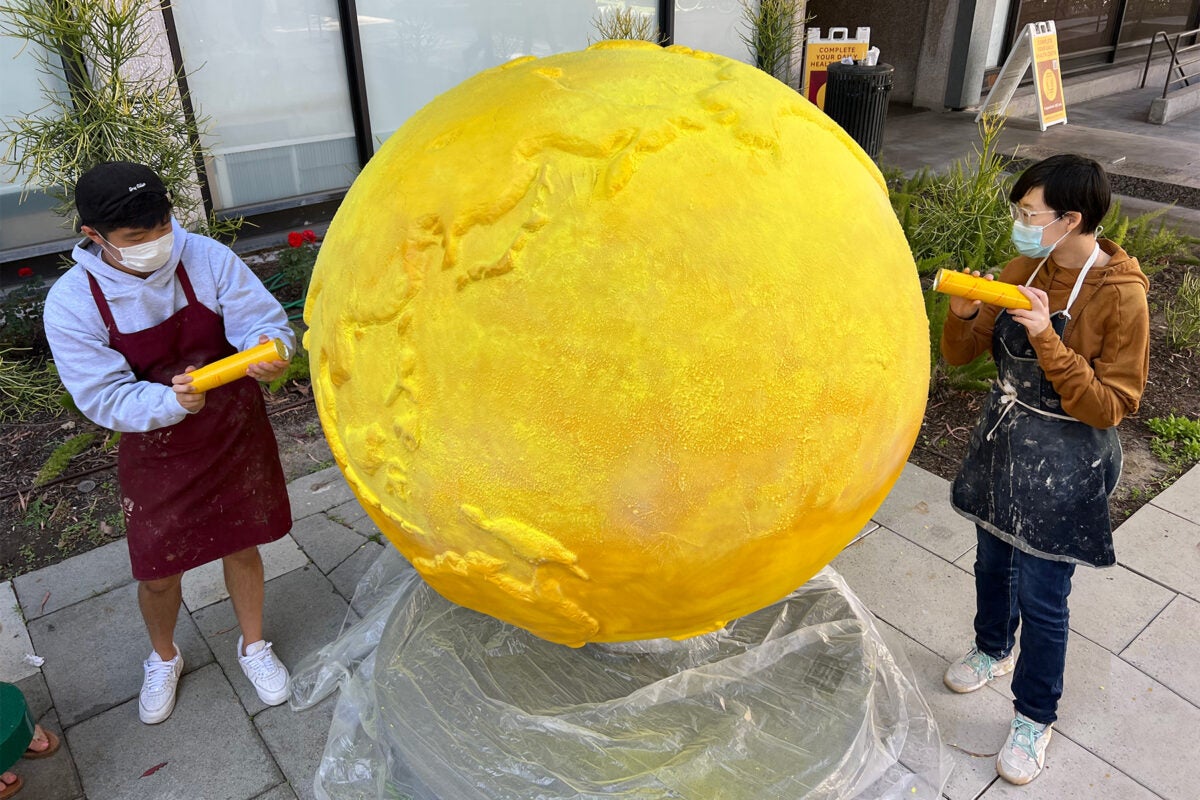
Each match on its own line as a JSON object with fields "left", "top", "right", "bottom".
{"left": 291, "top": 550, "right": 951, "bottom": 799}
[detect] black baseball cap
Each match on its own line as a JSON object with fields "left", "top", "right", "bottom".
{"left": 75, "top": 162, "right": 170, "bottom": 227}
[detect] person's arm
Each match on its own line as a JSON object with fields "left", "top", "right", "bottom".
{"left": 43, "top": 282, "right": 190, "bottom": 432}
{"left": 1029, "top": 283, "right": 1150, "bottom": 428}
{"left": 211, "top": 248, "right": 294, "bottom": 353}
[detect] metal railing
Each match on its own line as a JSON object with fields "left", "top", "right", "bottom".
{"left": 1140, "top": 27, "right": 1200, "bottom": 99}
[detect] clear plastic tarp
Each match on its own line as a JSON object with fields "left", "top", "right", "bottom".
{"left": 291, "top": 549, "right": 951, "bottom": 799}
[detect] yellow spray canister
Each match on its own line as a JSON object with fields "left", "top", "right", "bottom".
{"left": 933, "top": 269, "right": 1033, "bottom": 311}
{"left": 187, "top": 338, "right": 291, "bottom": 392}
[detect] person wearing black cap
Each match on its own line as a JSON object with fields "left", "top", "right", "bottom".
{"left": 43, "top": 162, "right": 296, "bottom": 724}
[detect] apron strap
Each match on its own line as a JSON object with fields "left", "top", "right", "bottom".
{"left": 173, "top": 262, "right": 196, "bottom": 305}
{"left": 86, "top": 271, "right": 119, "bottom": 336}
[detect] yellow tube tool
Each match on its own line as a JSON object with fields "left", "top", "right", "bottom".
{"left": 188, "top": 338, "right": 291, "bottom": 392}
{"left": 933, "top": 269, "right": 1033, "bottom": 311}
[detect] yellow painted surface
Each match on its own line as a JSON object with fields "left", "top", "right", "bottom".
{"left": 304, "top": 41, "right": 929, "bottom": 646}
{"left": 189, "top": 339, "right": 290, "bottom": 393}
{"left": 934, "top": 269, "right": 1033, "bottom": 310}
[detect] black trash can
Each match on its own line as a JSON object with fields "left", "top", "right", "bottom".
{"left": 824, "top": 62, "right": 894, "bottom": 160}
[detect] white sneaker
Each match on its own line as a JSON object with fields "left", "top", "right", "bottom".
{"left": 944, "top": 645, "right": 1015, "bottom": 693}
{"left": 237, "top": 636, "right": 290, "bottom": 705}
{"left": 997, "top": 713, "right": 1052, "bottom": 784}
{"left": 139, "top": 645, "right": 184, "bottom": 724}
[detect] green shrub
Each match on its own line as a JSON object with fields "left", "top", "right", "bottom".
{"left": 0, "top": 349, "right": 60, "bottom": 422}
{"left": 591, "top": 6, "right": 657, "bottom": 42}
{"left": 1100, "top": 203, "right": 1198, "bottom": 276}
{"left": 1164, "top": 269, "right": 1200, "bottom": 351}
{"left": 894, "top": 114, "right": 1015, "bottom": 278}
{"left": 1146, "top": 413, "right": 1200, "bottom": 467}
{"left": 739, "top": 0, "right": 806, "bottom": 85}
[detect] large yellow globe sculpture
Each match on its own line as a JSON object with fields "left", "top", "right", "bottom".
{"left": 305, "top": 41, "right": 928, "bottom": 647}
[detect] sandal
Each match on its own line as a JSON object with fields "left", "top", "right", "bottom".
{"left": 0, "top": 772, "right": 21, "bottom": 800}
{"left": 22, "top": 728, "right": 58, "bottom": 760}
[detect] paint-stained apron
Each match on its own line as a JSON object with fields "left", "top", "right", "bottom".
{"left": 88, "top": 264, "right": 291, "bottom": 580}
{"left": 951, "top": 245, "right": 1120, "bottom": 567}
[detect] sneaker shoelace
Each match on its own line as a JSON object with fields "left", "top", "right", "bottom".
{"left": 1009, "top": 717, "right": 1043, "bottom": 761}
{"left": 144, "top": 658, "right": 177, "bottom": 693}
{"left": 242, "top": 642, "right": 280, "bottom": 679}
{"left": 966, "top": 647, "right": 1001, "bottom": 679}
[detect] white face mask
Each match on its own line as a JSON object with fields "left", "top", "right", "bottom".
{"left": 101, "top": 231, "right": 175, "bottom": 273}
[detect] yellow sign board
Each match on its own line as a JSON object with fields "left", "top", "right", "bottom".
{"left": 976, "top": 21, "right": 1067, "bottom": 131}
{"left": 1031, "top": 26, "right": 1066, "bottom": 128}
{"left": 803, "top": 27, "right": 870, "bottom": 110}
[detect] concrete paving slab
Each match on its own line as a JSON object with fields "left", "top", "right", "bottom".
{"left": 0, "top": 579, "right": 39, "bottom": 682}
{"left": 255, "top": 694, "right": 337, "bottom": 800}
{"left": 831, "top": 527, "right": 977, "bottom": 663}
{"left": 181, "top": 534, "right": 310, "bottom": 611}
{"left": 976, "top": 728, "right": 1164, "bottom": 800}
{"left": 14, "top": 672, "right": 51, "bottom": 722}
{"left": 1121, "top": 593, "right": 1200, "bottom": 707}
{"left": 27, "top": 582, "right": 213, "bottom": 727}
{"left": 1113, "top": 503, "right": 1200, "bottom": 601}
{"left": 193, "top": 566, "right": 349, "bottom": 716}
{"left": 16, "top": 708, "right": 82, "bottom": 800}
{"left": 287, "top": 467, "right": 355, "bottom": 521}
{"left": 254, "top": 785, "right": 300, "bottom": 800}
{"left": 67, "top": 663, "right": 281, "bottom": 800}
{"left": 1069, "top": 565, "right": 1175, "bottom": 653}
{"left": 327, "top": 541, "right": 385, "bottom": 605}
{"left": 870, "top": 463, "right": 976, "bottom": 562}
{"left": 875, "top": 621, "right": 1010, "bottom": 800}
{"left": 1149, "top": 463, "right": 1200, "bottom": 521}
{"left": 289, "top": 514, "right": 367, "bottom": 575}
{"left": 326, "top": 498, "right": 368, "bottom": 527}
{"left": 1055, "top": 633, "right": 1200, "bottom": 800}
{"left": 13, "top": 539, "right": 132, "bottom": 621}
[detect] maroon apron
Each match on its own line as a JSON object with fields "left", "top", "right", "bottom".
{"left": 87, "top": 263, "right": 291, "bottom": 580}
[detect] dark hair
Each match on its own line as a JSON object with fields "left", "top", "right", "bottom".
{"left": 90, "top": 192, "right": 173, "bottom": 237}
{"left": 1009, "top": 154, "right": 1110, "bottom": 234}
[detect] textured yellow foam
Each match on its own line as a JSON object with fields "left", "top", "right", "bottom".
{"left": 304, "top": 41, "right": 929, "bottom": 646}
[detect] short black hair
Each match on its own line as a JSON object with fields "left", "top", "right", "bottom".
{"left": 89, "top": 192, "right": 173, "bottom": 237}
{"left": 1009, "top": 154, "right": 1111, "bottom": 234}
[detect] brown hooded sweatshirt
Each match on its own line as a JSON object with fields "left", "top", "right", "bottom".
{"left": 941, "top": 239, "right": 1150, "bottom": 430}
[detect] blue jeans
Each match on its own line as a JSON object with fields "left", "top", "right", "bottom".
{"left": 973, "top": 526, "right": 1075, "bottom": 725}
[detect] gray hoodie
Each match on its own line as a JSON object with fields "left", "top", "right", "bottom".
{"left": 43, "top": 218, "right": 294, "bottom": 432}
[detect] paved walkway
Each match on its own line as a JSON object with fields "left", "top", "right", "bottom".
{"left": 3, "top": 460, "right": 1197, "bottom": 799}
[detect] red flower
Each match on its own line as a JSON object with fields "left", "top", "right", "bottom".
{"left": 287, "top": 231, "right": 304, "bottom": 248}
{"left": 17, "top": 267, "right": 33, "bottom": 277}
{"left": 301, "top": 229, "right": 317, "bottom": 244}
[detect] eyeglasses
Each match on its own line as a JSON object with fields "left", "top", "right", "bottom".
{"left": 1009, "top": 203, "right": 1061, "bottom": 225}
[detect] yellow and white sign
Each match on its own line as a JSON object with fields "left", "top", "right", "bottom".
{"left": 803, "top": 27, "right": 870, "bottom": 110}
{"left": 1031, "top": 24, "right": 1066, "bottom": 128}
{"left": 977, "top": 21, "right": 1067, "bottom": 131}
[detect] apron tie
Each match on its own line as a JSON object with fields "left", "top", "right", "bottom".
{"left": 985, "top": 380, "right": 1080, "bottom": 441}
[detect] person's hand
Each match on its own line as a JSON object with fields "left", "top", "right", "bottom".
{"left": 246, "top": 334, "right": 290, "bottom": 383}
{"left": 949, "top": 268, "right": 990, "bottom": 319}
{"left": 1011, "top": 285, "right": 1052, "bottom": 337}
{"left": 172, "top": 367, "right": 206, "bottom": 413}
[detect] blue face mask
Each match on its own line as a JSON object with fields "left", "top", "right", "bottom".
{"left": 1011, "top": 218, "right": 1064, "bottom": 259}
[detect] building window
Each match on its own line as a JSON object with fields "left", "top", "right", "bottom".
{"left": 170, "top": 0, "right": 361, "bottom": 211}
{"left": 673, "top": 0, "right": 754, "bottom": 63}
{"left": 0, "top": 34, "right": 73, "bottom": 254}
{"left": 355, "top": 1, "right": 659, "bottom": 151}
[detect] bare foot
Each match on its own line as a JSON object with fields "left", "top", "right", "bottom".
{"left": 0, "top": 771, "right": 16, "bottom": 786}
{"left": 26, "top": 725, "right": 51, "bottom": 754}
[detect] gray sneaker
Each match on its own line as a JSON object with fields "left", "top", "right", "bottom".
{"left": 139, "top": 645, "right": 184, "bottom": 724}
{"left": 943, "top": 645, "right": 1015, "bottom": 693}
{"left": 997, "top": 713, "right": 1052, "bottom": 784}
